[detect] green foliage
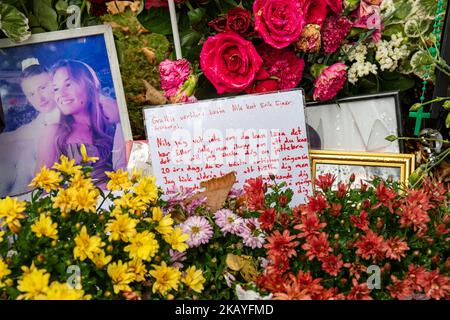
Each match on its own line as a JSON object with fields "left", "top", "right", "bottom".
{"left": 136, "top": 7, "right": 172, "bottom": 35}
{"left": 0, "top": 3, "right": 31, "bottom": 42}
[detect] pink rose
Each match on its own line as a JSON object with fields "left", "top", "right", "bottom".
{"left": 322, "top": 15, "right": 352, "bottom": 54}
{"left": 249, "top": 79, "right": 279, "bottom": 94}
{"left": 258, "top": 44, "right": 305, "bottom": 90}
{"left": 253, "top": 0, "right": 306, "bottom": 49}
{"left": 200, "top": 32, "right": 264, "bottom": 94}
{"left": 313, "top": 63, "right": 347, "bottom": 101}
{"left": 159, "top": 59, "right": 191, "bottom": 98}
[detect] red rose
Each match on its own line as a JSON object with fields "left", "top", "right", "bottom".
{"left": 200, "top": 32, "right": 264, "bottom": 94}
{"left": 226, "top": 8, "right": 254, "bottom": 37}
{"left": 208, "top": 15, "right": 228, "bottom": 33}
{"left": 249, "top": 79, "right": 279, "bottom": 94}
{"left": 253, "top": 0, "right": 306, "bottom": 49}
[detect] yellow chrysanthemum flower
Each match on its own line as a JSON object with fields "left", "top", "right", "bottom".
{"left": 80, "top": 143, "right": 99, "bottom": 163}
{"left": 107, "top": 260, "right": 135, "bottom": 294}
{"left": 114, "top": 193, "right": 146, "bottom": 214}
{"left": 0, "top": 230, "right": 4, "bottom": 243}
{"left": 130, "top": 167, "right": 142, "bottom": 183}
{"left": 73, "top": 226, "right": 105, "bottom": 261}
{"left": 124, "top": 231, "right": 159, "bottom": 261}
{"left": 0, "top": 196, "right": 26, "bottom": 233}
{"left": 105, "top": 214, "right": 138, "bottom": 242}
{"left": 133, "top": 176, "right": 158, "bottom": 204}
{"left": 0, "top": 258, "right": 12, "bottom": 289}
{"left": 43, "top": 282, "right": 90, "bottom": 300}
{"left": 52, "top": 187, "right": 76, "bottom": 216}
{"left": 149, "top": 261, "right": 181, "bottom": 295}
{"left": 29, "top": 166, "right": 62, "bottom": 192}
{"left": 52, "top": 155, "right": 82, "bottom": 176}
{"left": 156, "top": 215, "right": 174, "bottom": 236}
{"left": 90, "top": 250, "right": 112, "bottom": 269}
{"left": 17, "top": 263, "right": 50, "bottom": 300}
{"left": 71, "top": 188, "right": 99, "bottom": 213}
{"left": 70, "top": 172, "right": 95, "bottom": 190}
{"left": 182, "top": 266, "right": 205, "bottom": 293}
{"left": 31, "top": 213, "right": 58, "bottom": 240}
{"left": 127, "top": 259, "right": 147, "bottom": 282}
{"left": 105, "top": 169, "right": 132, "bottom": 191}
{"left": 163, "top": 227, "right": 189, "bottom": 252}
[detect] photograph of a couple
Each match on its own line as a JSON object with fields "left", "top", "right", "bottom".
{"left": 0, "top": 31, "right": 128, "bottom": 197}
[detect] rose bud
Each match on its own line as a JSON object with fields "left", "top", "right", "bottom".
{"left": 278, "top": 195, "right": 288, "bottom": 207}
{"left": 432, "top": 255, "right": 440, "bottom": 264}
{"left": 349, "top": 173, "right": 356, "bottom": 183}
{"left": 340, "top": 278, "right": 347, "bottom": 285}
{"left": 295, "top": 24, "right": 321, "bottom": 53}
{"left": 376, "top": 218, "right": 383, "bottom": 229}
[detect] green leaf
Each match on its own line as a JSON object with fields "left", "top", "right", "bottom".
{"left": 33, "top": 0, "right": 58, "bottom": 31}
{"left": 55, "top": 0, "right": 69, "bottom": 15}
{"left": 409, "top": 103, "right": 423, "bottom": 112}
{"left": 188, "top": 8, "right": 206, "bottom": 25}
{"left": 0, "top": 3, "right": 31, "bottom": 42}
{"left": 181, "top": 29, "right": 201, "bottom": 47}
{"left": 443, "top": 100, "right": 450, "bottom": 110}
{"left": 446, "top": 113, "right": 450, "bottom": 129}
{"left": 394, "top": 2, "right": 412, "bottom": 20}
{"left": 380, "top": 73, "right": 415, "bottom": 91}
{"left": 383, "top": 24, "right": 404, "bottom": 37}
{"left": 385, "top": 135, "right": 398, "bottom": 142}
{"left": 137, "top": 7, "right": 172, "bottom": 35}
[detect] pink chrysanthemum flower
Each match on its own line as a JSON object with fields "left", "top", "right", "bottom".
{"left": 239, "top": 218, "right": 266, "bottom": 249}
{"left": 180, "top": 216, "right": 213, "bottom": 248}
{"left": 214, "top": 209, "right": 245, "bottom": 236}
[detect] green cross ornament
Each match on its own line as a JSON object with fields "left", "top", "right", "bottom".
{"left": 409, "top": 107, "right": 431, "bottom": 136}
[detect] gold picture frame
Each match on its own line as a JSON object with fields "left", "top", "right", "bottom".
{"left": 309, "top": 150, "right": 416, "bottom": 188}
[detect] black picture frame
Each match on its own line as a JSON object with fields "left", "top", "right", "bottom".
{"left": 305, "top": 91, "right": 405, "bottom": 153}
{"left": 431, "top": 1, "right": 450, "bottom": 139}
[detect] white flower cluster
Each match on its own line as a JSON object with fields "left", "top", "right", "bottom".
{"left": 343, "top": 43, "right": 378, "bottom": 84}
{"left": 374, "top": 33, "right": 410, "bottom": 72}
{"left": 380, "top": 0, "right": 396, "bottom": 18}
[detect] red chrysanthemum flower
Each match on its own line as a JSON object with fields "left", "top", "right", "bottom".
{"left": 422, "top": 177, "right": 448, "bottom": 204}
{"left": 406, "top": 264, "right": 428, "bottom": 292}
{"left": 373, "top": 182, "right": 398, "bottom": 213}
{"left": 244, "top": 177, "right": 266, "bottom": 211}
{"left": 306, "top": 193, "right": 330, "bottom": 214}
{"left": 294, "top": 212, "right": 326, "bottom": 239}
{"left": 256, "top": 270, "right": 286, "bottom": 293}
{"left": 383, "top": 236, "right": 409, "bottom": 261}
{"left": 259, "top": 208, "right": 277, "bottom": 230}
{"left": 336, "top": 182, "right": 348, "bottom": 199}
{"left": 421, "top": 270, "right": 450, "bottom": 300}
{"left": 387, "top": 275, "right": 415, "bottom": 300}
{"left": 329, "top": 203, "right": 342, "bottom": 218}
{"left": 347, "top": 278, "right": 373, "bottom": 300}
{"left": 350, "top": 210, "right": 370, "bottom": 231}
{"left": 266, "top": 255, "right": 291, "bottom": 275}
{"left": 404, "top": 189, "right": 433, "bottom": 211}
{"left": 294, "top": 270, "right": 324, "bottom": 297}
{"left": 354, "top": 230, "right": 386, "bottom": 261}
{"left": 265, "top": 230, "right": 299, "bottom": 259}
{"left": 301, "top": 232, "right": 332, "bottom": 261}
{"left": 398, "top": 204, "right": 430, "bottom": 232}
{"left": 273, "top": 274, "right": 312, "bottom": 300}
{"left": 314, "top": 173, "right": 336, "bottom": 192}
{"left": 320, "top": 254, "right": 344, "bottom": 276}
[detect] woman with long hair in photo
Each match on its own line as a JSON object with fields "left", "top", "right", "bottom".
{"left": 37, "top": 59, "right": 125, "bottom": 184}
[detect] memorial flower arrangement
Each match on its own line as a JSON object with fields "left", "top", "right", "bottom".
{"left": 253, "top": 174, "right": 450, "bottom": 300}
{"left": 0, "top": 148, "right": 209, "bottom": 300}
{"left": 139, "top": 0, "right": 445, "bottom": 102}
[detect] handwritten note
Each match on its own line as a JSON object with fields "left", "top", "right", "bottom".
{"left": 143, "top": 90, "right": 313, "bottom": 205}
